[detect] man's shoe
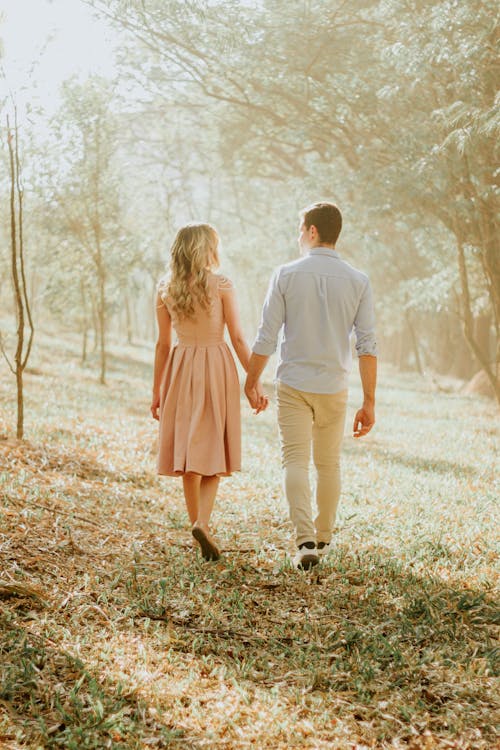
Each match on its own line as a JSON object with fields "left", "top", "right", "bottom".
{"left": 192, "top": 523, "right": 221, "bottom": 561}
{"left": 317, "top": 541, "right": 331, "bottom": 558}
{"left": 294, "top": 541, "right": 319, "bottom": 570}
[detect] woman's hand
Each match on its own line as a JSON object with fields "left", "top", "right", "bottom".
{"left": 256, "top": 394, "right": 270, "bottom": 414}
{"left": 246, "top": 380, "right": 269, "bottom": 414}
{"left": 256, "top": 381, "right": 269, "bottom": 414}
{"left": 151, "top": 393, "right": 160, "bottom": 420}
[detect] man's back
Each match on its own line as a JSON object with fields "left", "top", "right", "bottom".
{"left": 253, "top": 247, "right": 377, "bottom": 394}
{"left": 245, "top": 202, "right": 378, "bottom": 568}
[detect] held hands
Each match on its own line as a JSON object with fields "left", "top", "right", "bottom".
{"left": 353, "top": 401, "right": 375, "bottom": 438}
{"left": 244, "top": 379, "right": 269, "bottom": 415}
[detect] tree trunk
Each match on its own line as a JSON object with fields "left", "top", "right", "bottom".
{"left": 98, "top": 269, "right": 106, "bottom": 385}
{"left": 5, "top": 114, "right": 35, "bottom": 439}
{"left": 80, "top": 278, "right": 89, "bottom": 365}
{"left": 91, "top": 295, "right": 99, "bottom": 352}
{"left": 124, "top": 290, "right": 133, "bottom": 345}
{"left": 7, "top": 124, "right": 24, "bottom": 439}
{"left": 16, "top": 366, "right": 23, "bottom": 439}
{"left": 456, "top": 239, "right": 500, "bottom": 403}
{"left": 474, "top": 314, "right": 492, "bottom": 365}
{"left": 398, "top": 329, "right": 411, "bottom": 372}
{"left": 405, "top": 311, "right": 424, "bottom": 376}
{"left": 82, "top": 327, "right": 88, "bottom": 365}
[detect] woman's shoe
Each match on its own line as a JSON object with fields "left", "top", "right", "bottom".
{"left": 192, "top": 523, "right": 221, "bottom": 561}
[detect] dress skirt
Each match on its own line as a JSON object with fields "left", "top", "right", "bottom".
{"left": 157, "top": 342, "right": 241, "bottom": 477}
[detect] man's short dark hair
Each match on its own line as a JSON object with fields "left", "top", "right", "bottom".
{"left": 301, "top": 202, "right": 342, "bottom": 245}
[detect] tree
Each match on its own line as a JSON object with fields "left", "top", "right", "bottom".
{"left": 90, "top": 0, "right": 499, "bottom": 396}
{"left": 44, "top": 76, "right": 134, "bottom": 384}
{"left": 0, "top": 110, "right": 34, "bottom": 438}
{"left": 364, "top": 0, "right": 499, "bottom": 398}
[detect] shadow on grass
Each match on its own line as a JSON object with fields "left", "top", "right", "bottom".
{"left": 0, "top": 612, "right": 198, "bottom": 749}
{"left": 1, "top": 511, "right": 497, "bottom": 747}
{"left": 1, "top": 440, "right": 155, "bottom": 490}
{"left": 345, "top": 441, "right": 479, "bottom": 479}
{"left": 126, "top": 541, "right": 499, "bottom": 747}
{"left": 86, "top": 350, "right": 153, "bottom": 382}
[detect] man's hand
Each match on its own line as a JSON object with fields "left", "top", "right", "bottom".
{"left": 245, "top": 380, "right": 268, "bottom": 414}
{"left": 353, "top": 402, "right": 375, "bottom": 438}
{"left": 245, "top": 352, "right": 270, "bottom": 414}
{"left": 355, "top": 355, "right": 376, "bottom": 437}
{"left": 151, "top": 393, "right": 160, "bottom": 421}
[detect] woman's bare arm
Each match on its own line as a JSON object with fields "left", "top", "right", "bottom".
{"left": 151, "top": 293, "right": 172, "bottom": 420}
{"left": 221, "top": 286, "right": 252, "bottom": 371}
{"left": 221, "top": 284, "right": 268, "bottom": 413}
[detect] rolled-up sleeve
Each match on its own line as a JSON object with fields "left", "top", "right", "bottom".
{"left": 354, "top": 279, "right": 378, "bottom": 357}
{"left": 252, "top": 269, "right": 285, "bottom": 356}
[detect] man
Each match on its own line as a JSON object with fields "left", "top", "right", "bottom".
{"left": 245, "top": 202, "right": 377, "bottom": 569}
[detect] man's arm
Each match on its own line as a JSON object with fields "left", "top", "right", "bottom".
{"left": 245, "top": 353, "right": 270, "bottom": 409}
{"left": 252, "top": 270, "right": 285, "bottom": 356}
{"left": 245, "top": 269, "right": 285, "bottom": 408}
{"left": 353, "top": 279, "right": 377, "bottom": 359}
{"left": 352, "top": 278, "right": 377, "bottom": 438}
{"left": 353, "top": 354, "right": 377, "bottom": 437}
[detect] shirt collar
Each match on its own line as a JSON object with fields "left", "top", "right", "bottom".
{"left": 309, "top": 246, "right": 340, "bottom": 259}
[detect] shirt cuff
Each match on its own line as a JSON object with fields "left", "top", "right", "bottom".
{"left": 356, "top": 342, "right": 378, "bottom": 357}
{"left": 252, "top": 339, "right": 277, "bottom": 356}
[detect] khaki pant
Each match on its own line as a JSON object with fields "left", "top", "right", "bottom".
{"left": 276, "top": 381, "right": 348, "bottom": 547}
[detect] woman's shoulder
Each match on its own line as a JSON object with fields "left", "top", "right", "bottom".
{"left": 211, "top": 272, "right": 234, "bottom": 292}
{"left": 157, "top": 275, "right": 171, "bottom": 305}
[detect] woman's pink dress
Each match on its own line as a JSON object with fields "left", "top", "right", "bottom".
{"left": 157, "top": 273, "right": 241, "bottom": 477}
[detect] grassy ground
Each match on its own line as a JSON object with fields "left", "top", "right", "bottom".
{"left": 0, "top": 332, "right": 498, "bottom": 749}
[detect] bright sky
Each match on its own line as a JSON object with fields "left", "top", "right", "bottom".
{"left": 0, "top": 0, "right": 118, "bottom": 118}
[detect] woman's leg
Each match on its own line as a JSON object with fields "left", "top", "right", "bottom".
{"left": 182, "top": 473, "right": 201, "bottom": 525}
{"left": 197, "top": 475, "right": 220, "bottom": 529}
{"left": 192, "top": 475, "right": 221, "bottom": 560}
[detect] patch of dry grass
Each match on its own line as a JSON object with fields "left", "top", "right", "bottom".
{"left": 0, "top": 332, "right": 498, "bottom": 748}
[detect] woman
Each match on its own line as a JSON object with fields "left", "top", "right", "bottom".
{"left": 151, "top": 223, "right": 267, "bottom": 560}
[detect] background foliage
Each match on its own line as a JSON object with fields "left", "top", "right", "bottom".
{"left": 1, "top": 0, "right": 498, "bottom": 392}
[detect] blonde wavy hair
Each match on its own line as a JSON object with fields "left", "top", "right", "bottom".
{"left": 159, "top": 223, "right": 220, "bottom": 319}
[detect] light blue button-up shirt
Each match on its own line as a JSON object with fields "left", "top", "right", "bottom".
{"left": 252, "top": 247, "right": 377, "bottom": 394}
